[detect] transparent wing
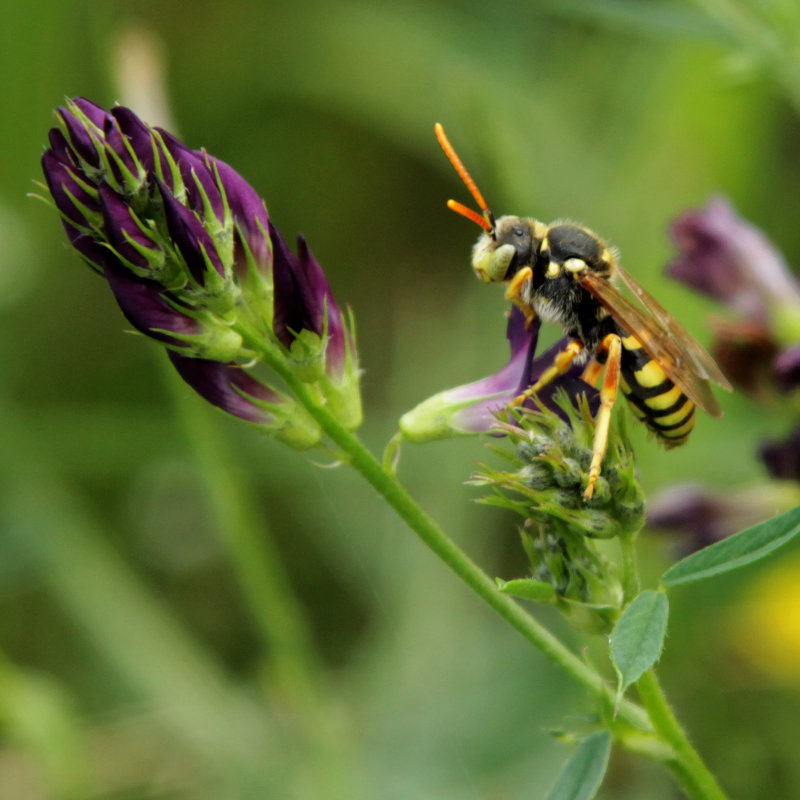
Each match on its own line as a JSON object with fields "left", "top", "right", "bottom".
{"left": 615, "top": 266, "right": 733, "bottom": 390}
{"left": 579, "top": 269, "right": 730, "bottom": 417}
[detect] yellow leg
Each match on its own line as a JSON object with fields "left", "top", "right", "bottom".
{"left": 510, "top": 339, "right": 584, "bottom": 408}
{"left": 584, "top": 334, "right": 622, "bottom": 500}
{"left": 580, "top": 359, "right": 604, "bottom": 387}
{"left": 505, "top": 266, "right": 536, "bottom": 328}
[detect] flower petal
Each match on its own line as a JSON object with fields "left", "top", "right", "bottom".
{"left": 156, "top": 177, "right": 224, "bottom": 281}
{"left": 207, "top": 154, "right": 271, "bottom": 272}
{"left": 56, "top": 99, "right": 110, "bottom": 168}
{"left": 103, "top": 259, "right": 199, "bottom": 345}
{"left": 167, "top": 351, "right": 278, "bottom": 423}
{"left": 98, "top": 183, "right": 158, "bottom": 269}
{"left": 270, "top": 222, "right": 320, "bottom": 346}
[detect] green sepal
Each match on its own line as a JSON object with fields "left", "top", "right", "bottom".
{"left": 242, "top": 389, "right": 323, "bottom": 450}
{"left": 317, "top": 308, "right": 362, "bottom": 430}
{"left": 496, "top": 577, "right": 557, "bottom": 603}
{"left": 398, "top": 388, "right": 506, "bottom": 442}
{"left": 151, "top": 321, "right": 245, "bottom": 363}
{"left": 284, "top": 329, "right": 327, "bottom": 382}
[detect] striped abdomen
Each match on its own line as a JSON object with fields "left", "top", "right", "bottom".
{"left": 618, "top": 334, "right": 695, "bottom": 447}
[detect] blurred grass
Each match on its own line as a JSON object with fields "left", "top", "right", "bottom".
{"left": 3, "top": 0, "right": 800, "bottom": 797}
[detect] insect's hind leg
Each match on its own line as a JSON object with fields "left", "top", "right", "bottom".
{"left": 510, "top": 339, "right": 585, "bottom": 408}
{"left": 584, "top": 333, "right": 622, "bottom": 500}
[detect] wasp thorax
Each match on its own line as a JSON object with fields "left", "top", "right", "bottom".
{"left": 543, "top": 223, "right": 615, "bottom": 278}
{"left": 471, "top": 216, "right": 543, "bottom": 284}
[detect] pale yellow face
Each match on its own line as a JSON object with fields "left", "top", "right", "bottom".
{"left": 470, "top": 216, "right": 545, "bottom": 284}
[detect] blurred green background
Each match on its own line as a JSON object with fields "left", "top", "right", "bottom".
{"left": 3, "top": 0, "right": 800, "bottom": 798}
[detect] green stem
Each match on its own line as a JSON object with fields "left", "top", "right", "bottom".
{"left": 242, "top": 334, "right": 650, "bottom": 731}
{"left": 241, "top": 332, "right": 730, "bottom": 796}
{"left": 618, "top": 530, "right": 640, "bottom": 606}
{"left": 636, "top": 670, "right": 729, "bottom": 800}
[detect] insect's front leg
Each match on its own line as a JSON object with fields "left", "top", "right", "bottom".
{"left": 584, "top": 333, "right": 622, "bottom": 500}
{"left": 510, "top": 339, "right": 585, "bottom": 408}
{"left": 505, "top": 266, "right": 537, "bottom": 328}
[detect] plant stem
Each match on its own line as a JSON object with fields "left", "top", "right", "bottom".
{"left": 242, "top": 335, "right": 651, "bottom": 731}
{"left": 636, "top": 670, "right": 729, "bottom": 800}
{"left": 242, "top": 331, "right": 730, "bottom": 796}
{"left": 618, "top": 530, "right": 640, "bottom": 605}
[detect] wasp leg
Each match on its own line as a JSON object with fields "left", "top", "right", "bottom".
{"left": 584, "top": 333, "right": 622, "bottom": 500}
{"left": 510, "top": 339, "right": 584, "bottom": 408}
{"left": 580, "top": 359, "right": 604, "bottom": 388}
{"left": 505, "top": 266, "right": 537, "bottom": 328}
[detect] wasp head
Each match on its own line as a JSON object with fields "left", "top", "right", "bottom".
{"left": 472, "top": 216, "right": 546, "bottom": 284}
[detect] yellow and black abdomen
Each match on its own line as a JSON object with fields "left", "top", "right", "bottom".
{"left": 618, "top": 334, "right": 695, "bottom": 447}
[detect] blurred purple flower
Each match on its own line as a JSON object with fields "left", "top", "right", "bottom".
{"left": 667, "top": 195, "right": 800, "bottom": 325}
{"left": 707, "top": 317, "right": 778, "bottom": 395}
{"left": 773, "top": 346, "right": 800, "bottom": 393}
{"left": 399, "top": 308, "right": 597, "bottom": 441}
{"left": 648, "top": 483, "right": 776, "bottom": 553}
{"left": 668, "top": 195, "right": 800, "bottom": 396}
{"left": 760, "top": 426, "right": 800, "bottom": 482}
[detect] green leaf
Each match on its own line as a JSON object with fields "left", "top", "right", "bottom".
{"left": 496, "top": 577, "right": 557, "bottom": 602}
{"left": 610, "top": 591, "right": 669, "bottom": 699}
{"left": 662, "top": 504, "right": 800, "bottom": 587}
{"left": 545, "top": 731, "right": 612, "bottom": 800}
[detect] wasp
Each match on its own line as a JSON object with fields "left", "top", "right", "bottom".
{"left": 434, "top": 123, "right": 732, "bottom": 500}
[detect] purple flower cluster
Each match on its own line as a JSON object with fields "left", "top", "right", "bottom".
{"left": 651, "top": 196, "right": 800, "bottom": 546}
{"left": 42, "top": 98, "right": 360, "bottom": 441}
{"left": 668, "top": 195, "right": 800, "bottom": 397}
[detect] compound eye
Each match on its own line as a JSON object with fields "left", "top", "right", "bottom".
{"left": 512, "top": 225, "right": 525, "bottom": 237}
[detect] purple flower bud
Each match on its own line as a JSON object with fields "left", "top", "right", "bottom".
{"left": 43, "top": 99, "right": 272, "bottom": 291}
{"left": 667, "top": 196, "right": 800, "bottom": 325}
{"left": 207, "top": 154, "right": 271, "bottom": 275}
{"left": 43, "top": 98, "right": 359, "bottom": 432}
{"left": 41, "top": 144, "right": 100, "bottom": 229}
{"left": 270, "top": 221, "right": 351, "bottom": 378}
{"left": 102, "top": 260, "right": 200, "bottom": 347}
{"left": 773, "top": 346, "right": 800, "bottom": 393}
{"left": 167, "top": 352, "right": 323, "bottom": 447}
{"left": 156, "top": 176, "right": 225, "bottom": 282}
{"left": 56, "top": 98, "right": 112, "bottom": 168}
{"left": 156, "top": 128, "right": 225, "bottom": 220}
{"left": 110, "top": 106, "right": 157, "bottom": 173}
{"left": 167, "top": 351, "right": 280, "bottom": 424}
{"left": 98, "top": 183, "right": 159, "bottom": 270}
{"left": 647, "top": 483, "right": 768, "bottom": 553}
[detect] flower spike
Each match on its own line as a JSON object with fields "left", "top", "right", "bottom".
{"left": 41, "top": 98, "right": 361, "bottom": 441}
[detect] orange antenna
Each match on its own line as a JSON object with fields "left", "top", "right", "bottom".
{"left": 446, "top": 199, "right": 491, "bottom": 232}
{"left": 434, "top": 122, "right": 495, "bottom": 235}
